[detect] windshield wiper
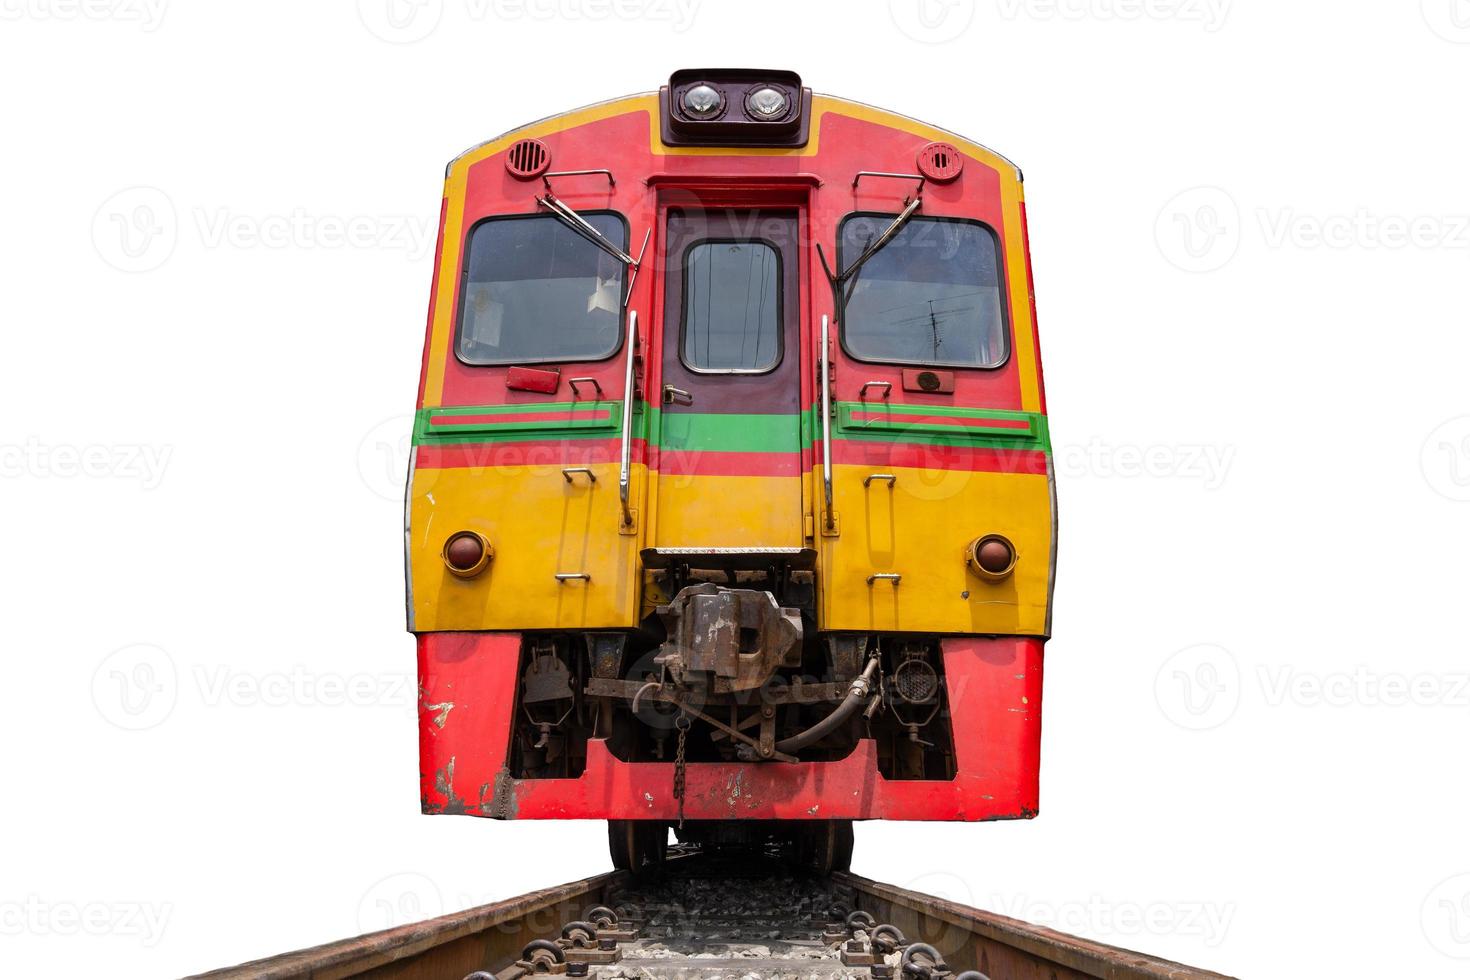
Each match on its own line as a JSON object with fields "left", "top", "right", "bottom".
{"left": 838, "top": 195, "right": 921, "bottom": 286}
{"left": 536, "top": 190, "right": 637, "bottom": 267}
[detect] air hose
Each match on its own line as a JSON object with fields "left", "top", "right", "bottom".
{"left": 774, "top": 655, "right": 881, "bottom": 755}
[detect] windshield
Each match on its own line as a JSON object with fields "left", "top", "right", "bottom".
{"left": 838, "top": 215, "right": 1008, "bottom": 369}
{"left": 456, "top": 213, "right": 628, "bottom": 365}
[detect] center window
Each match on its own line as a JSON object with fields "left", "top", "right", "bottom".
{"left": 456, "top": 212, "right": 628, "bottom": 365}
{"left": 682, "top": 240, "right": 782, "bottom": 373}
{"left": 838, "top": 214, "right": 1009, "bottom": 369}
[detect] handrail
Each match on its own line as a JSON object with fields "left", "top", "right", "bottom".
{"left": 618, "top": 310, "right": 638, "bottom": 529}
{"left": 821, "top": 314, "right": 834, "bottom": 531}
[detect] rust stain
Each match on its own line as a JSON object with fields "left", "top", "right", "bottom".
{"left": 424, "top": 700, "right": 455, "bottom": 729}
{"left": 432, "top": 756, "right": 470, "bottom": 815}
{"left": 489, "top": 767, "right": 519, "bottom": 820}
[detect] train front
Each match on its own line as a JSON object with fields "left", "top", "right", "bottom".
{"left": 406, "top": 70, "right": 1055, "bottom": 871}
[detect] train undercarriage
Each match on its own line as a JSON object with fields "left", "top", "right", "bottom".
{"left": 504, "top": 560, "right": 963, "bottom": 871}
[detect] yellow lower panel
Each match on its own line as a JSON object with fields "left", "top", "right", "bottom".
{"left": 820, "top": 464, "right": 1053, "bottom": 634}
{"left": 409, "top": 462, "right": 642, "bottom": 631}
{"left": 653, "top": 473, "right": 803, "bottom": 549}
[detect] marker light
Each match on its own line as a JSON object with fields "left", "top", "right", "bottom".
{"left": 746, "top": 86, "right": 788, "bottom": 119}
{"left": 682, "top": 84, "right": 723, "bottom": 119}
{"left": 967, "top": 534, "right": 1017, "bottom": 581}
{"left": 443, "top": 530, "right": 492, "bottom": 578}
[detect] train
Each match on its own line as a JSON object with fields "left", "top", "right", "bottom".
{"left": 405, "top": 69, "right": 1055, "bottom": 872}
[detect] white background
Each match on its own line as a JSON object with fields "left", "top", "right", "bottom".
{"left": 2, "top": 1, "right": 1467, "bottom": 977}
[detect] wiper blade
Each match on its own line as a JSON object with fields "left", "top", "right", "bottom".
{"left": 537, "top": 191, "right": 637, "bottom": 267}
{"left": 837, "top": 195, "right": 922, "bottom": 286}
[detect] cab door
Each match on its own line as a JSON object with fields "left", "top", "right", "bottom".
{"left": 652, "top": 208, "right": 804, "bottom": 551}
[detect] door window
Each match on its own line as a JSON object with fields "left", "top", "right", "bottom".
{"left": 681, "top": 240, "right": 783, "bottom": 374}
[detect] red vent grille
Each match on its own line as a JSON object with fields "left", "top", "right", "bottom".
{"left": 505, "top": 138, "right": 550, "bottom": 179}
{"left": 917, "top": 142, "right": 963, "bottom": 182}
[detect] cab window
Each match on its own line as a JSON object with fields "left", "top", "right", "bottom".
{"left": 838, "top": 214, "right": 1008, "bottom": 369}
{"left": 456, "top": 213, "right": 628, "bottom": 365}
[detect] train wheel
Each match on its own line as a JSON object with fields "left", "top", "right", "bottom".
{"left": 796, "top": 820, "right": 854, "bottom": 874}
{"left": 608, "top": 821, "right": 667, "bottom": 872}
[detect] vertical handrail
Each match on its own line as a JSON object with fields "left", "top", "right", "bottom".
{"left": 821, "top": 313, "right": 834, "bottom": 530}
{"left": 619, "top": 309, "right": 638, "bottom": 529}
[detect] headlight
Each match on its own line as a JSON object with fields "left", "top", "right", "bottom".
{"left": 682, "top": 83, "right": 723, "bottom": 119}
{"left": 745, "top": 86, "right": 788, "bottom": 119}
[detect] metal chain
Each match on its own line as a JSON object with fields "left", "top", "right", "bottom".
{"left": 673, "top": 714, "right": 689, "bottom": 829}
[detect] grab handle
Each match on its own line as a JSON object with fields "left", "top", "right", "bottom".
{"left": 618, "top": 310, "right": 638, "bottom": 530}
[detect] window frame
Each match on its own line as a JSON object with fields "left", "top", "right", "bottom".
{"left": 452, "top": 209, "right": 631, "bottom": 368}
{"left": 676, "top": 236, "right": 787, "bottom": 376}
{"left": 835, "top": 211, "right": 1012, "bottom": 371}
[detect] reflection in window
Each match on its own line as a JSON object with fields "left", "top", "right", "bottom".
{"left": 457, "top": 214, "right": 627, "bottom": 365}
{"left": 839, "top": 216, "right": 1007, "bottom": 368}
{"left": 683, "top": 241, "right": 781, "bottom": 372}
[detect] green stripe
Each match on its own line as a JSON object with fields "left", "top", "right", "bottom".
{"left": 414, "top": 402, "right": 625, "bottom": 445}
{"left": 831, "top": 403, "right": 1050, "bottom": 452}
{"left": 835, "top": 402, "right": 1040, "bottom": 439}
{"left": 413, "top": 403, "right": 1050, "bottom": 454}
{"left": 657, "top": 409, "right": 800, "bottom": 454}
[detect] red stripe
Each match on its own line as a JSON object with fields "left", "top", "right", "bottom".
{"left": 849, "top": 411, "right": 1030, "bottom": 430}
{"left": 416, "top": 438, "right": 629, "bottom": 469}
{"left": 828, "top": 440, "right": 1047, "bottom": 475}
{"left": 654, "top": 449, "right": 800, "bottom": 477}
{"left": 429, "top": 410, "right": 609, "bottom": 427}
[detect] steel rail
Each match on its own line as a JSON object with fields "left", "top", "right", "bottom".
{"left": 187, "top": 860, "right": 1236, "bottom": 980}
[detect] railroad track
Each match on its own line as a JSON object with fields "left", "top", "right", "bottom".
{"left": 187, "top": 855, "right": 1235, "bottom": 980}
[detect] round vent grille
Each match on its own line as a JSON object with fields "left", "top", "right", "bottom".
{"left": 505, "top": 138, "right": 550, "bottom": 179}
{"left": 916, "top": 142, "right": 963, "bottom": 182}
{"left": 892, "top": 659, "right": 939, "bottom": 704}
